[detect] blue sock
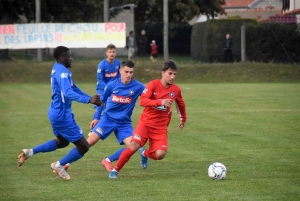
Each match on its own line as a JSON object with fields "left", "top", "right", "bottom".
{"left": 32, "top": 140, "right": 57, "bottom": 154}
{"left": 107, "top": 148, "right": 126, "bottom": 162}
{"left": 59, "top": 148, "right": 83, "bottom": 165}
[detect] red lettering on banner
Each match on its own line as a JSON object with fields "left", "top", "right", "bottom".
{"left": 0, "top": 25, "right": 15, "bottom": 34}
{"left": 55, "top": 33, "right": 62, "bottom": 42}
{"left": 112, "top": 95, "right": 132, "bottom": 104}
{"left": 105, "top": 23, "right": 125, "bottom": 32}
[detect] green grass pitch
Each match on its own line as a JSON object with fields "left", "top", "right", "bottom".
{"left": 0, "top": 83, "right": 299, "bottom": 201}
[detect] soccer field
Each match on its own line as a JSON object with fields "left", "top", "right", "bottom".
{"left": 0, "top": 83, "right": 299, "bottom": 201}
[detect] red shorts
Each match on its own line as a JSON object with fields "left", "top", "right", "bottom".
{"left": 132, "top": 122, "right": 168, "bottom": 153}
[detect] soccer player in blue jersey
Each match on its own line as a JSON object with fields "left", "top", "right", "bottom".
{"left": 92, "top": 44, "right": 121, "bottom": 119}
{"left": 74, "top": 60, "right": 143, "bottom": 171}
{"left": 16, "top": 46, "right": 103, "bottom": 181}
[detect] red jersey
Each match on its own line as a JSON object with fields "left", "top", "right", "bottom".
{"left": 139, "top": 79, "right": 187, "bottom": 128}
{"left": 151, "top": 44, "right": 157, "bottom": 54}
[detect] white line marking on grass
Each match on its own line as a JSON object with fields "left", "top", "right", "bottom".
{"left": 188, "top": 109, "right": 300, "bottom": 113}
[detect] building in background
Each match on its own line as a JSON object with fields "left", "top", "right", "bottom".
{"left": 219, "top": 0, "right": 282, "bottom": 21}
{"left": 258, "top": 0, "right": 300, "bottom": 23}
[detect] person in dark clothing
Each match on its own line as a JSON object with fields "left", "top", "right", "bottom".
{"left": 137, "top": 30, "right": 148, "bottom": 63}
{"left": 126, "top": 31, "right": 135, "bottom": 60}
{"left": 223, "top": 34, "right": 234, "bottom": 62}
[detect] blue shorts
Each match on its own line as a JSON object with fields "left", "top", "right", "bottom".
{"left": 51, "top": 118, "right": 84, "bottom": 143}
{"left": 92, "top": 114, "right": 133, "bottom": 145}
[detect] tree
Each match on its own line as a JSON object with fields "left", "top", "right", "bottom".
{"left": 133, "top": 0, "right": 226, "bottom": 23}
{"left": 1, "top": 0, "right": 226, "bottom": 24}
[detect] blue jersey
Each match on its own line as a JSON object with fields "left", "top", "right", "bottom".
{"left": 48, "top": 62, "right": 91, "bottom": 124}
{"left": 96, "top": 59, "right": 121, "bottom": 95}
{"left": 94, "top": 78, "right": 145, "bottom": 123}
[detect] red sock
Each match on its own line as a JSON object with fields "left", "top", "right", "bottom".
{"left": 144, "top": 149, "right": 158, "bottom": 160}
{"left": 114, "top": 148, "right": 135, "bottom": 172}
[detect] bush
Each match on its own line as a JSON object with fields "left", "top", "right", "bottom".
{"left": 191, "top": 19, "right": 256, "bottom": 62}
{"left": 191, "top": 19, "right": 300, "bottom": 63}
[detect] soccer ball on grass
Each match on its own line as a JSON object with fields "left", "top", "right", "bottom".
{"left": 208, "top": 162, "right": 227, "bottom": 180}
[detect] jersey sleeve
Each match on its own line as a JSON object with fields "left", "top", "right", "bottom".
{"left": 94, "top": 82, "right": 113, "bottom": 120}
{"left": 140, "top": 81, "right": 162, "bottom": 107}
{"left": 56, "top": 70, "right": 91, "bottom": 104}
{"left": 73, "top": 83, "right": 90, "bottom": 97}
{"left": 96, "top": 61, "right": 106, "bottom": 94}
{"left": 116, "top": 60, "right": 121, "bottom": 79}
{"left": 174, "top": 90, "right": 187, "bottom": 123}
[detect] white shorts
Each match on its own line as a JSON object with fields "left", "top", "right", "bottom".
{"left": 128, "top": 47, "right": 135, "bottom": 57}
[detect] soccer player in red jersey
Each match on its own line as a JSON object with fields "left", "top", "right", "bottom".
{"left": 109, "top": 60, "right": 187, "bottom": 179}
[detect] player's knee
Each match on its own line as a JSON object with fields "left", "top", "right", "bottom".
{"left": 77, "top": 143, "right": 89, "bottom": 155}
{"left": 82, "top": 144, "right": 90, "bottom": 153}
{"left": 55, "top": 139, "right": 69, "bottom": 148}
{"left": 129, "top": 141, "right": 140, "bottom": 152}
{"left": 156, "top": 150, "right": 167, "bottom": 160}
{"left": 74, "top": 137, "right": 90, "bottom": 155}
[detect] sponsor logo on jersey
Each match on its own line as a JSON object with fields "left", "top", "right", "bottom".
{"left": 97, "top": 69, "right": 101, "bottom": 73}
{"left": 129, "top": 90, "right": 134, "bottom": 96}
{"left": 143, "top": 88, "right": 148, "bottom": 94}
{"left": 152, "top": 105, "right": 167, "bottom": 111}
{"left": 60, "top": 73, "right": 68, "bottom": 79}
{"left": 169, "top": 92, "right": 174, "bottom": 98}
{"left": 112, "top": 90, "right": 119, "bottom": 93}
{"left": 112, "top": 95, "right": 132, "bottom": 104}
{"left": 79, "top": 129, "right": 83, "bottom": 135}
{"left": 116, "top": 66, "right": 119, "bottom": 70}
{"left": 105, "top": 72, "right": 118, "bottom": 78}
{"left": 96, "top": 127, "right": 103, "bottom": 134}
{"left": 51, "top": 70, "right": 56, "bottom": 74}
{"left": 133, "top": 134, "right": 141, "bottom": 141}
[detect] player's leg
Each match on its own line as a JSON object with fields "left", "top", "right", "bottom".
{"left": 90, "top": 115, "right": 117, "bottom": 171}
{"left": 109, "top": 122, "right": 148, "bottom": 178}
{"left": 101, "top": 122, "right": 132, "bottom": 171}
{"left": 109, "top": 140, "right": 141, "bottom": 179}
{"left": 51, "top": 121, "right": 87, "bottom": 180}
{"left": 141, "top": 126, "right": 168, "bottom": 165}
{"left": 16, "top": 124, "right": 69, "bottom": 167}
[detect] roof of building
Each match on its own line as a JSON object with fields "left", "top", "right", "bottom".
{"left": 248, "top": 0, "right": 262, "bottom": 9}
{"left": 223, "top": 0, "right": 254, "bottom": 8}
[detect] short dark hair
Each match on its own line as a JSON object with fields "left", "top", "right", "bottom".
{"left": 121, "top": 60, "right": 134, "bottom": 68}
{"left": 162, "top": 60, "right": 177, "bottom": 72}
{"left": 53, "top": 46, "right": 69, "bottom": 60}
{"left": 106, "top": 43, "right": 116, "bottom": 51}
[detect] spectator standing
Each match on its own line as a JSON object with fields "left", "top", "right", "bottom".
{"left": 223, "top": 33, "right": 234, "bottom": 62}
{"left": 126, "top": 31, "right": 135, "bottom": 60}
{"left": 137, "top": 29, "right": 148, "bottom": 63}
{"left": 150, "top": 40, "right": 157, "bottom": 63}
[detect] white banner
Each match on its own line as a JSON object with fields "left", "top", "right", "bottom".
{"left": 0, "top": 23, "right": 126, "bottom": 49}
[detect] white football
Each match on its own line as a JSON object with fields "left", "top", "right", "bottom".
{"left": 208, "top": 162, "right": 227, "bottom": 180}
